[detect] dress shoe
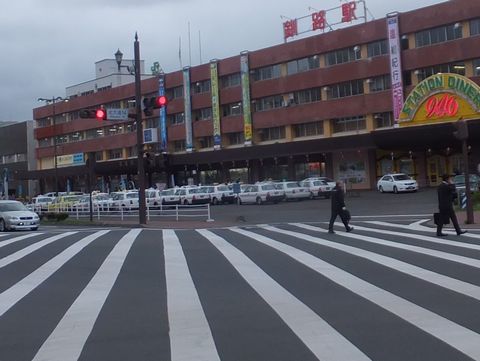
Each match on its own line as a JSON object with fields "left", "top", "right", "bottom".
{"left": 328, "top": 230, "right": 335, "bottom": 234}
{"left": 457, "top": 230, "right": 467, "bottom": 235}
{"left": 346, "top": 227, "right": 354, "bottom": 232}
{"left": 436, "top": 233, "right": 448, "bottom": 237}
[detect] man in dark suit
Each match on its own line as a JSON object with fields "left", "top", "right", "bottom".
{"left": 437, "top": 174, "right": 467, "bottom": 236}
{"left": 328, "top": 181, "right": 354, "bottom": 234}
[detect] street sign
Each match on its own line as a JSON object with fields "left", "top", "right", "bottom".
{"left": 106, "top": 108, "right": 129, "bottom": 121}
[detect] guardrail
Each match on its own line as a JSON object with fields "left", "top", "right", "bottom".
{"left": 30, "top": 203, "right": 214, "bottom": 222}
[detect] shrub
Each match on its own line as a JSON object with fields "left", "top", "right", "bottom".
{"left": 42, "top": 212, "right": 69, "bottom": 222}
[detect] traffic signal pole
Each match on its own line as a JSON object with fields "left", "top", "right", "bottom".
{"left": 134, "top": 33, "right": 147, "bottom": 225}
{"left": 462, "top": 139, "right": 474, "bottom": 224}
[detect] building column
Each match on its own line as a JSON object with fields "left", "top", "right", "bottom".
{"left": 288, "top": 156, "right": 295, "bottom": 180}
{"left": 325, "top": 152, "right": 334, "bottom": 179}
{"left": 368, "top": 149, "right": 377, "bottom": 190}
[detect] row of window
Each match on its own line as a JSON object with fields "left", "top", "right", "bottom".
{"left": 0, "top": 153, "right": 27, "bottom": 164}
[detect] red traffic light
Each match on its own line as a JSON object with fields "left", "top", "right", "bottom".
{"left": 95, "top": 108, "right": 107, "bottom": 121}
{"left": 155, "top": 95, "right": 168, "bottom": 107}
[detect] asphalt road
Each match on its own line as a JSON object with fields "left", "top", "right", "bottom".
{"left": 1, "top": 219, "right": 480, "bottom": 361}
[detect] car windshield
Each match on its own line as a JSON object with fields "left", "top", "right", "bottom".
{"left": 217, "top": 185, "right": 229, "bottom": 191}
{"left": 126, "top": 192, "right": 139, "bottom": 199}
{"left": 95, "top": 195, "right": 109, "bottom": 201}
{"left": 261, "top": 184, "right": 276, "bottom": 191}
{"left": 112, "top": 193, "right": 125, "bottom": 200}
{"left": 313, "top": 181, "right": 323, "bottom": 186}
{"left": 201, "top": 187, "right": 214, "bottom": 193}
{"left": 0, "top": 202, "right": 28, "bottom": 212}
{"left": 162, "top": 189, "right": 175, "bottom": 196}
{"left": 454, "top": 175, "right": 478, "bottom": 184}
{"left": 393, "top": 174, "right": 410, "bottom": 181}
{"left": 64, "top": 196, "right": 81, "bottom": 202}
{"left": 286, "top": 182, "right": 299, "bottom": 188}
{"left": 38, "top": 198, "right": 51, "bottom": 203}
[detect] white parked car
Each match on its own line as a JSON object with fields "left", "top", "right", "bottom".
{"left": 176, "top": 187, "right": 211, "bottom": 205}
{"left": 110, "top": 191, "right": 139, "bottom": 209}
{"left": 159, "top": 188, "right": 181, "bottom": 205}
{"left": 299, "top": 179, "right": 332, "bottom": 199}
{"left": 237, "top": 183, "right": 284, "bottom": 205}
{"left": 274, "top": 182, "right": 310, "bottom": 201}
{"left": 377, "top": 173, "right": 418, "bottom": 193}
{"left": 0, "top": 200, "right": 40, "bottom": 231}
{"left": 28, "top": 196, "right": 54, "bottom": 211}
{"left": 201, "top": 185, "right": 236, "bottom": 205}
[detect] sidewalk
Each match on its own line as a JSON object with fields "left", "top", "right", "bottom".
{"left": 89, "top": 218, "right": 237, "bottom": 230}
{"left": 424, "top": 210, "right": 480, "bottom": 230}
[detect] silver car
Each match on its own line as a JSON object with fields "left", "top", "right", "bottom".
{"left": 0, "top": 200, "right": 40, "bottom": 231}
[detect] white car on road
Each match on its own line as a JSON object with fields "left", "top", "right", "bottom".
{"left": 201, "top": 185, "right": 236, "bottom": 205}
{"left": 377, "top": 173, "right": 418, "bottom": 193}
{"left": 299, "top": 179, "right": 332, "bottom": 199}
{"left": 237, "top": 183, "right": 284, "bottom": 205}
{"left": 176, "top": 187, "right": 211, "bottom": 205}
{"left": 274, "top": 182, "right": 310, "bottom": 201}
{"left": 0, "top": 200, "right": 40, "bottom": 231}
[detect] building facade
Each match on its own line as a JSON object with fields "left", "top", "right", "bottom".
{"left": 31, "top": 0, "right": 480, "bottom": 193}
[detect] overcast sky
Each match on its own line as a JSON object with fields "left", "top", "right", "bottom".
{"left": 1, "top": 0, "right": 444, "bottom": 121}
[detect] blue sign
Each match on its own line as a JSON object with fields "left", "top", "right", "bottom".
{"left": 73, "top": 153, "right": 84, "bottom": 165}
{"left": 159, "top": 73, "right": 168, "bottom": 152}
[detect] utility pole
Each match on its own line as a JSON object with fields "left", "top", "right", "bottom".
{"left": 134, "top": 33, "right": 147, "bottom": 225}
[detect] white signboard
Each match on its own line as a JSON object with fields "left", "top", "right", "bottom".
{"left": 387, "top": 14, "right": 404, "bottom": 127}
{"left": 107, "top": 108, "right": 129, "bottom": 121}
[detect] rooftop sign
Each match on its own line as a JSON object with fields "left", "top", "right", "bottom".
{"left": 399, "top": 73, "right": 480, "bottom": 126}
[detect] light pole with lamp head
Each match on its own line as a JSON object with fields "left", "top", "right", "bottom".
{"left": 37, "top": 96, "right": 68, "bottom": 196}
{"left": 115, "top": 35, "right": 147, "bottom": 225}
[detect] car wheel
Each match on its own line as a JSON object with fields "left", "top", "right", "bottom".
{"left": 0, "top": 219, "right": 6, "bottom": 232}
{"left": 393, "top": 186, "right": 398, "bottom": 194}
{"left": 379, "top": 186, "right": 384, "bottom": 193}
{"left": 256, "top": 197, "right": 263, "bottom": 205}
{"left": 212, "top": 197, "right": 218, "bottom": 205}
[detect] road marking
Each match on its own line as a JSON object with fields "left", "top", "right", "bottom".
{"left": 0, "top": 232, "right": 77, "bottom": 268}
{"left": 233, "top": 226, "right": 480, "bottom": 360}
{"left": 351, "top": 214, "right": 432, "bottom": 218}
{"left": 264, "top": 225, "right": 480, "bottom": 301}
{"left": 199, "top": 228, "right": 371, "bottom": 361}
{"left": 0, "top": 230, "right": 110, "bottom": 318}
{"left": 32, "top": 229, "right": 140, "bottom": 361}
{"left": 163, "top": 229, "right": 221, "bottom": 361}
{"left": 0, "top": 232, "right": 43, "bottom": 248}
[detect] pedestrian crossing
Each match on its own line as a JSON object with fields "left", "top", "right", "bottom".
{"left": 2, "top": 222, "right": 480, "bottom": 361}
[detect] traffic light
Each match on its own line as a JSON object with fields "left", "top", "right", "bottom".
{"left": 79, "top": 108, "right": 107, "bottom": 121}
{"left": 143, "top": 95, "right": 168, "bottom": 116}
{"left": 453, "top": 119, "right": 468, "bottom": 140}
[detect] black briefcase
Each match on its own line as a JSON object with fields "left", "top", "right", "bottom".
{"left": 434, "top": 212, "right": 449, "bottom": 225}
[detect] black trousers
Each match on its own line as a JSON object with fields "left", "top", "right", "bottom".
{"left": 329, "top": 209, "right": 349, "bottom": 231}
{"left": 436, "top": 208, "right": 461, "bottom": 235}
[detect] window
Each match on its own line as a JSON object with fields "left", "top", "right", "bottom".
{"left": 415, "top": 23, "right": 462, "bottom": 47}
{"left": 174, "top": 140, "right": 186, "bottom": 152}
{"left": 166, "top": 85, "right": 183, "bottom": 100}
{"left": 194, "top": 107, "right": 212, "bottom": 121}
{"left": 294, "top": 88, "right": 321, "bottom": 104}
{"left": 95, "top": 152, "right": 103, "bottom": 161}
{"left": 127, "top": 146, "right": 137, "bottom": 158}
{"left": 3, "top": 154, "right": 16, "bottom": 164}
{"left": 471, "top": 19, "right": 480, "bottom": 36}
{"left": 259, "top": 126, "right": 285, "bottom": 141}
{"left": 416, "top": 62, "right": 465, "bottom": 81}
{"left": 325, "top": 46, "right": 361, "bottom": 66}
{"left": 169, "top": 113, "right": 185, "bottom": 125}
{"left": 192, "top": 79, "right": 211, "bottom": 94}
{"left": 374, "top": 112, "right": 394, "bottom": 128}
{"left": 287, "top": 56, "right": 320, "bottom": 75}
{"left": 222, "top": 102, "right": 242, "bottom": 117}
{"left": 254, "top": 95, "right": 284, "bottom": 112}
{"left": 198, "top": 136, "right": 213, "bottom": 149}
{"left": 327, "top": 80, "right": 364, "bottom": 99}
{"left": 108, "top": 148, "right": 122, "bottom": 160}
{"left": 228, "top": 132, "right": 244, "bottom": 145}
{"left": 474, "top": 59, "right": 480, "bottom": 76}
{"left": 332, "top": 115, "right": 366, "bottom": 133}
{"left": 38, "top": 138, "right": 52, "bottom": 147}
{"left": 86, "top": 128, "right": 104, "bottom": 139}
{"left": 36, "top": 118, "right": 51, "bottom": 128}
{"left": 16, "top": 153, "right": 26, "bottom": 162}
{"left": 68, "top": 132, "right": 84, "bottom": 142}
{"left": 106, "top": 125, "right": 123, "bottom": 136}
{"left": 369, "top": 75, "right": 391, "bottom": 92}
{"left": 293, "top": 121, "right": 324, "bottom": 137}
{"left": 367, "top": 39, "right": 388, "bottom": 58}
{"left": 221, "top": 73, "right": 241, "bottom": 88}
{"left": 252, "top": 64, "right": 281, "bottom": 81}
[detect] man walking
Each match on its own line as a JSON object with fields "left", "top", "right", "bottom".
{"left": 328, "top": 181, "right": 354, "bottom": 234}
{"left": 437, "top": 174, "right": 467, "bottom": 236}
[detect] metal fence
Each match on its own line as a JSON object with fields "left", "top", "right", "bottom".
{"left": 30, "top": 203, "right": 214, "bottom": 222}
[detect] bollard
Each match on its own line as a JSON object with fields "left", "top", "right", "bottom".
{"left": 206, "top": 203, "right": 214, "bottom": 222}
{"left": 176, "top": 204, "right": 179, "bottom": 221}
{"left": 120, "top": 206, "right": 124, "bottom": 221}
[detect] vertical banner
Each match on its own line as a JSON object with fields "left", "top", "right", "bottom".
{"left": 387, "top": 14, "right": 404, "bottom": 127}
{"left": 210, "top": 60, "right": 221, "bottom": 150}
{"left": 183, "top": 66, "right": 193, "bottom": 152}
{"left": 158, "top": 72, "right": 168, "bottom": 152}
{"left": 240, "top": 51, "right": 253, "bottom": 146}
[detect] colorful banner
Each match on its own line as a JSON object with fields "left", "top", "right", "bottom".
{"left": 158, "top": 73, "right": 168, "bottom": 152}
{"left": 210, "top": 60, "right": 221, "bottom": 150}
{"left": 183, "top": 67, "right": 193, "bottom": 152}
{"left": 240, "top": 52, "right": 253, "bottom": 146}
{"left": 387, "top": 15, "right": 404, "bottom": 127}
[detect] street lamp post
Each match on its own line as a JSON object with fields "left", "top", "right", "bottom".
{"left": 115, "top": 34, "right": 147, "bottom": 225}
{"left": 38, "top": 96, "right": 67, "bottom": 196}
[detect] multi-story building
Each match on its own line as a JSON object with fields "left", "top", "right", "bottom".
{"left": 31, "top": 0, "right": 480, "bottom": 193}
{"left": 0, "top": 121, "right": 37, "bottom": 198}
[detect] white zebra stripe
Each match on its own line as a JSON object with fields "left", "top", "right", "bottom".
{"left": 198, "top": 228, "right": 371, "bottom": 361}
{"left": 0, "top": 232, "right": 43, "bottom": 248}
{"left": 163, "top": 229, "right": 221, "bottom": 361}
{"left": 32, "top": 229, "right": 140, "bottom": 361}
{"left": 232, "top": 226, "right": 480, "bottom": 360}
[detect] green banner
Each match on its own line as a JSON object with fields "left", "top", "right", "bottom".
{"left": 240, "top": 52, "right": 252, "bottom": 146}
{"left": 210, "top": 61, "right": 221, "bottom": 150}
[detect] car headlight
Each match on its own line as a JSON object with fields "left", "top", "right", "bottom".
{"left": 33, "top": 215, "right": 40, "bottom": 220}
{"left": 7, "top": 216, "right": 19, "bottom": 221}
